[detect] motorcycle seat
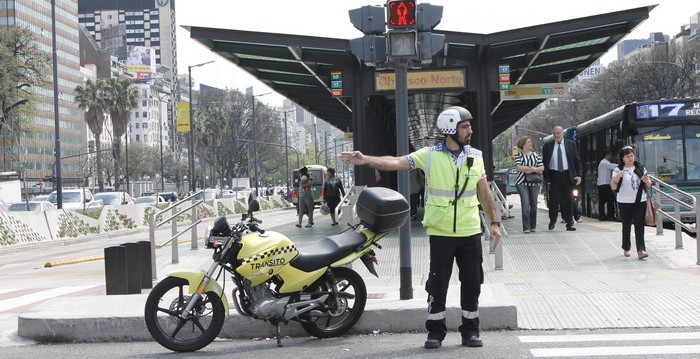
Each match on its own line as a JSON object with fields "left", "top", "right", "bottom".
{"left": 290, "top": 231, "right": 368, "bottom": 272}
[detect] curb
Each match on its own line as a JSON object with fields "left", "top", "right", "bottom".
{"left": 17, "top": 284, "right": 517, "bottom": 343}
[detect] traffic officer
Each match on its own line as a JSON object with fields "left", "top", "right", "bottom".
{"left": 340, "top": 106, "right": 502, "bottom": 349}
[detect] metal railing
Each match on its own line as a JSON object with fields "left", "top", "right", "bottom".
{"left": 484, "top": 181, "right": 506, "bottom": 270}
{"left": 148, "top": 190, "right": 205, "bottom": 279}
{"left": 648, "top": 175, "right": 699, "bottom": 264}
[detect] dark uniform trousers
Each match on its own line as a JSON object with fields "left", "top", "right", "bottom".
{"left": 425, "top": 234, "right": 484, "bottom": 340}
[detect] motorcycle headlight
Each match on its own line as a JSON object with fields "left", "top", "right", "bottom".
{"left": 572, "top": 189, "right": 579, "bottom": 197}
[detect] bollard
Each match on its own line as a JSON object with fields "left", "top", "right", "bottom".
{"left": 104, "top": 246, "right": 128, "bottom": 295}
{"left": 137, "top": 241, "right": 153, "bottom": 289}
{"left": 121, "top": 242, "right": 142, "bottom": 294}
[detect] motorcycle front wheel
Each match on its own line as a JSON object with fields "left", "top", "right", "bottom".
{"left": 144, "top": 276, "right": 225, "bottom": 352}
{"left": 300, "top": 266, "right": 367, "bottom": 338}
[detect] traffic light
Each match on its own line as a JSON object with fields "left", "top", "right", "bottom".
{"left": 418, "top": 32, "right": 444, "bottom": 63}
{"left": 349, "top": 5, "right": 387, "bottom": 65}
{"left": 349, "top": 5, "right": 386, "bottom": 34}
{"left": 388, "top": 31, "right": 417, "bottom": 59}
{"left": 416, "top": 3, "right": 444, "bottom": 64}
{"left": 387, "top": 0, "right": 416, "bottom": 29}
{"left": 416, "top": 3, "right": 442, "bottom": 31}
{"left": 350, "top": 35, "right": 388, "bottom": 65}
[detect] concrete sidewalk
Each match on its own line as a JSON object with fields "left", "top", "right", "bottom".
{"left": 16, "top": 194, "right": 700, "bottom": 342}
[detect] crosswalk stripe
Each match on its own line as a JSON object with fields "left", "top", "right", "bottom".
{"left": 0, "top": 286, "right": 97, "bottom": 312}
{"left": 531, "top": 345, "right": 700, "bottom": 357}
{"left": 520, "top": 332, "right": 700, "bottom": 343}
{"left": 0, "top": 289, "right": 18, "bottom": 295}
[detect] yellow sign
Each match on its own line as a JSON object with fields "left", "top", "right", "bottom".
{"left": 375, "top": 69, "right": 466, "bottom": 91}
{"left": 176, "top": 102, "right": 190, "bottom": 132}
{"left": 500, "top": 83, "right": 569, "bottom": 100}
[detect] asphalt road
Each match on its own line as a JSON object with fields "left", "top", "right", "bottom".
{"left": 3, "top": 328, "right": 700, "bottom": 358}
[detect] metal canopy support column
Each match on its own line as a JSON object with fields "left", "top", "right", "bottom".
{"left": 476, "top": 45, "right": 495, "bottom": 179}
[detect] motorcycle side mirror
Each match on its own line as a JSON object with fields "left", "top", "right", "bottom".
{"left": 248, "top": 199, "right": 260, "bottom": 213}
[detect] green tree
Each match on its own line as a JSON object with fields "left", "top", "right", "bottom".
{"left": 104, "top": 78, "right": 138, "bottom": 190}
{"left": 0, "top": 26, "right": 49, "bottom": 134}
{"left": 74, "top": 79, "right": 108, "bottom": 191}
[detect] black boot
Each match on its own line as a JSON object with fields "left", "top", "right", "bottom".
{"left": 424, "top": 338, "right": 442, "bottom": 349}
{"left": 424, "top": 318, "right": 446, "bottom": 349}
{"left": 460, "top": 317, "right": 483, "bottom": 347}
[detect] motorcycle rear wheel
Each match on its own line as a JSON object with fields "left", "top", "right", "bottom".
{"left": 144, "top": 276, "right": 225, "bottom": 352}
{"left": 300, "top": 267, "right": 367, "bottom": 338}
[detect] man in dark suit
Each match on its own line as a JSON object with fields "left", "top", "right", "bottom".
{"left": 542, "top": 126, "right": 582, "bottom": 231}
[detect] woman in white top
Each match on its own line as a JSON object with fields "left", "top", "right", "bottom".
{"left": 610, "top": 146, "right": 652, "bottom": 259}
{"left": 513, "top": 136, "right": 544, "bottom": 233}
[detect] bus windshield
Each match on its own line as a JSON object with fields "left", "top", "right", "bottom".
{"left": 634, "top": 126, "right": 683, "bottom": 181}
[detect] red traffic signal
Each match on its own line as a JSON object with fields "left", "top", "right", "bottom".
{"left": 387, "top": 0, "right": 416, "bottom": 29}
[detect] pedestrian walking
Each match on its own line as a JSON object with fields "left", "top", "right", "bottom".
{"left": 513, "top": 136, "right": 544, "bottom": 233}
{"left": 542, "top": 125, "right": 582, "bottom": 231}
{"left": 296, "top": 166, "right": 314, "bottom": 228}
{"left": 610, "top": 146, "right": 652, "bottom": 259}
{"left": 323, "top": 167, "right": 345, "bottom": 226}
{"left": 597, "top": 149, "right": 618, "bottom": 220}
{"left": 340, "top": 106, "right": 502, "bottom": 350}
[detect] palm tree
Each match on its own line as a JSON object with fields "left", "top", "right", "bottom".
{"left": 104, "top": 78, "right": 138, "bottom": 191}
{"left": 74, "top": 79, "right": 107, "bottom": 191}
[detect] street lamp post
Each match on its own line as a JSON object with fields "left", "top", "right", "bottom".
{"left": 664, "top": 41, "right": 670, "bottom": 99}
{"left": 187, "top": 60, "right": 214, "bottom": 193}
{"left": 278, "top": 108, "right": 294, "bottom": 200}
{"left": 155, "top": 93, "right": 171, "bottom": 191}
{"left": 51, "top": 0, "right": 63, "bottom": 208}
{"left": 250, "top": 92, "right": 270, "bottom": 195}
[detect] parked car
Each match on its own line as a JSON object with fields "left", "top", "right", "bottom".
{"left": 7, "top": 201, "right": 54, "bottom": 212}
{"left": 94, "top": 191, "right": 133, "bottom": 206}
{"left": 47, "top": 188, "right": 103, "bottom": 212}
{"left": 142, "top": 191, "right": 178, "bottom": 202}
{"left": 158, "top": 191, "right": 178, "bottom": 202}
{"left": 30, "top": 194, "right": 50, "bottom": 202}
{"left": 134, "top": 195, "right": 166, "bottom": 206}
{"left": 203, "top": 188, "right": 221, "bottom": 201}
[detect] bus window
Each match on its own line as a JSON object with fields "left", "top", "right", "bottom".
{"left": 685, "top": 125, "right": 700, "bottom": 180}
{"left": 635, "top": 126, "right": 683, "bottom": 181}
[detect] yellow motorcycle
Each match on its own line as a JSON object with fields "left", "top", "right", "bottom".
{"left": 144, "top": 187, "right": 409, "bottom": 352}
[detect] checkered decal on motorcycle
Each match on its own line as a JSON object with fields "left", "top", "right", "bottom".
{"left": 243, "top": 245, "right": 296, "bottom": 264}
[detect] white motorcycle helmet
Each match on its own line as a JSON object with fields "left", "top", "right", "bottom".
{"left": 436, "top": 106, "right": 473, "bottom": 135}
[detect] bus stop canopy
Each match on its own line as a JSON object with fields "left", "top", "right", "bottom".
{"left": 186, "top": 5, "right": 653, "bottom": 149}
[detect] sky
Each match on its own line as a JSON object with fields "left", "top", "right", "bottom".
{"left": 174, "top": 1, "right": 699, "bottom": 107}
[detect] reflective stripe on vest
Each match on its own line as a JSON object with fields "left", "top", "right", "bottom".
{"left": 425, "top": 186, "right": 476, "bottom": 198}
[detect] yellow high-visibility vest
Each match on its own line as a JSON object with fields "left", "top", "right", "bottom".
{"left": 409, "top": 146, "right": 485, "bottom": 237}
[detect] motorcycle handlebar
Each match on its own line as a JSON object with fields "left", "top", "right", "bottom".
{"left": 249, "top": 222, "right": 265, "bottom": 234}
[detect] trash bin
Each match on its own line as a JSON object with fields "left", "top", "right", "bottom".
{"left": 137, "top": 241, "right": 153, "bottom": 289}
{"left": 495, "top": 180, "right": 507, "bottom": 197}
{"left": 104, "top": 245, "right": 128, "bottom": 295}
{"left": 121, "top": 242, "right": 142, "bottom": 294}
{"left": 105, "top": 242, "right": 148, "bottom": 295}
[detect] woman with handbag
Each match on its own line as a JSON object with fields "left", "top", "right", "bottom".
{"left": 514, "top": 136, "right": 544, "bottom": 233}
{"left": 610, "top": 146, "right": 652, "bottom": 259}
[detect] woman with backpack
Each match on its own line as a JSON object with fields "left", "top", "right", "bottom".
{"left": 323, "top": 168, "right": 345, "bottom": 226}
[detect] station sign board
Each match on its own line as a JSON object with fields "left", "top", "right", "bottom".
{"left": 500, "top": 83, "right": 569, "bottom": 100}
{"left": 375, "top": 68, "right": 466, "bottom": 91}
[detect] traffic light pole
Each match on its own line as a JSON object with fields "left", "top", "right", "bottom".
{"left": 395, "top": 61, "right": 413, "bottom": 300}
{"left": 349, "top": 0, "right": 444, "bottom": 301}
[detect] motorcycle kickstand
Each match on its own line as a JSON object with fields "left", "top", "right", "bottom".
{"left": 275, "top": 323, "right": 283, "bottom": 347}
